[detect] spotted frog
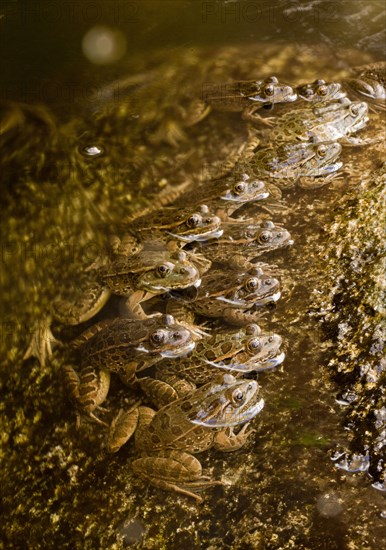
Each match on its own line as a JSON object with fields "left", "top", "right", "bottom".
{"left": 204, "top": 76, "right": 297, "bottom": 125}
{"left": 72, "top": 314, "right": 202, "bottom": 383}
{"left": 269, "top": 98, "right": 369, "bottom": 145}
{"left": 296, "top": 79, "right": 346, "bottom": 105}
{"left": 121, "top": 203, "right": 224, "bottom": 247}
{"left": 344, "top": 61, "right": 386, "bottom": 111}
{"left": 109, "top": 374, "right": 264, "bottom": 501}
{"left": 167, "top": 264, "right": 281, "bottom": 325}
{"left": 171, "top": 173, "right": 272, "bottom": 220}
{"left": 24, "top": 245, "right": 205, "bottom": 366}
{"left": 196, "top": 219, "right": 293, "bottom": 268}
{"left": 250, "top": 141, "right": 343, "bottom": 189}
{"left": 149, "top": 324, "right": 284, "bottom": 406}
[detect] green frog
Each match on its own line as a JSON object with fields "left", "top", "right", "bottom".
{"left": 343, "top": 61, "right": 386, "bottom": 111}
{"left": 109, "top": 374, "right": 264, "bottom": 501}
{"left": 196, "top": 219, "right": 293, "bottom": 268}
{"left": 204, "top": 76, "right": 297, "bottom": 125}
{"left": 269, "top": 98, "right": 369, "bottom": 145}
{"left": 167, "top": 264, "right": 281, "bottom": 326}
{"left": 250, "top": 141, "right": 343, "bottom": 189}
{"left": 296, "top": 79, "right": 346, "bottom": 105}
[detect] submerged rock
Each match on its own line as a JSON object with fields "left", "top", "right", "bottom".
{"left": 317, "top": 162, "right": 386, "bottom": 487}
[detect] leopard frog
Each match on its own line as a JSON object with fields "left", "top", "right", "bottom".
{"left": 172, "top": 173, "right": 271, "bottom": 219}
{"left": 269, "top": 98, "right": 369, "bottom": 145}
{"left": 250, "top": 141, "right": 343, "bottom": 189}
{"left": 167, "top": 264, "right": 281, "bottom": 325}
{"left": 197, "top": 219, "right": 293, "bottom": 268}
{"left": 125, "top": 204, "right": 224, "bottom": 245}
{"left": 72, "top": 314, "right": 202, "bottom": 384}
{"left": 110, "top": 374, "right": 264, "bottom": 500}
{"left": 344, "top": 61, "right": 386, "bottom": 111}
{"left": 296, "top": 79, "right": 346, "bottom": 105}
{"left": 100, "top": 247, "right": 205, "bottom": 305}
{"left": 150, "top": 324, "right": 284, "bottom": 404}
{"left": 204, "top": 76, "right": 297, "bottom": 125}
{"left": 25, "top": 242, "right": 208, "bottom": 365}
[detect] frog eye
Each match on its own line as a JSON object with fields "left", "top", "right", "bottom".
{"left": 302, "top": 87, "right": 314, "bottom": 98}
{"left": 245, "top": 277, "right": 260, "bottom": 291}
{"left": 247, "top": 338, "right": 261, "bottom": 352}
{"left": 231, "top": 388, "right": 245, "bottom": 406}
{"left": 316, "top": 144, "right": 328, "bottom": 157}
{"left": 187, "top": 214, "right": 202, "bottom": 228}
{"left": 350, "top": 104, "right": 360, "bottom": 116}
{"left": 263, "top": 83, "right": 275, "bottom": 97}
{"left": 258, "top": 230, "right": 273, "bottom": 244}
{"left": 156, "top": 263, "right": 173, "bottom": 277}
{"left": 150, "top": 329, "right": 167, "bottom": 346}
{"left": 316, "top": 84, "right": 328, "bottom": 96}
{"left": 233, "top": 181, "right": 246, "bottom": 195}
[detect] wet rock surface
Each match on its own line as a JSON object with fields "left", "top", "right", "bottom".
{"left": 1, "top": 44, "right": 385, "bottom": 549}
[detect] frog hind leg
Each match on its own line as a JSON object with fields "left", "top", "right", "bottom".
{"left": 105, "top": 404, "right": 141, "bottom": 453}
{"left": 132, "top": 450, "right": 224, "bottom": 502}
{"left": 223, "top": 308, "right": 264, "bottom": 326}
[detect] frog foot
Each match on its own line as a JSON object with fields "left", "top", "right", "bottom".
{"left": 23, "top": 316, "right": 59, "bottom": 366}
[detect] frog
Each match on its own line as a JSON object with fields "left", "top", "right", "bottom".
{"left": 120, "top": 203, "right": 224, "bottom": 248}
{"left": 24, "top": 246, "right": 206, "bottom": 366}
{"left": 170, "top": 173, "right": 274, "bottom": 220}
{"left": 249, "top": 141, "right": 343, "bottom": 189}
{"left": 108, "top": 373, "right": 264, "bottom": 501}
{"left": 167, "top": 264, "right": 281, "bottom": 326}
{"left": 196, "top": 219, "right": 293, "bottom": 269}
{"left": 71, "top": 314, "right": 204, "bottom": 387}
{"left": 268, "top": 98, "right": 369, "bottom": 145}
{"left": 343, "top": 61, "right": 386, "bottom": 111}
{"left": 296, "top": 79, "right": 346, "bottom": 105}
{"left": 204, "top": 76, "right": 297, "bottom": 125}
{"left": 147, "top": 324, "right": 284, "bottom": 407}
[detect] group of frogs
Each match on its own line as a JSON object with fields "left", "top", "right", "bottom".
{"left": 25, "top": 61, "right": 385, "bottom": 502}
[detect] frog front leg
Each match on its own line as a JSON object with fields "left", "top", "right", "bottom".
{"left": 242, "top": 105, "right": 276, "bottom": 127}
{"left": 214, "top": 423, "right": 256, "bottom": 452}
{"left": 132, "top": 450, "right": 224, "bottom": 502}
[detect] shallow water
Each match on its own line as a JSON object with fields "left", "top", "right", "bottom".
{"left": 1, "top": 1, "right": 385, "bottom": 549}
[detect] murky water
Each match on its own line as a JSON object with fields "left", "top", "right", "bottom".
{"left": 1, "top": 1, "right": 385, "bottom": 549}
